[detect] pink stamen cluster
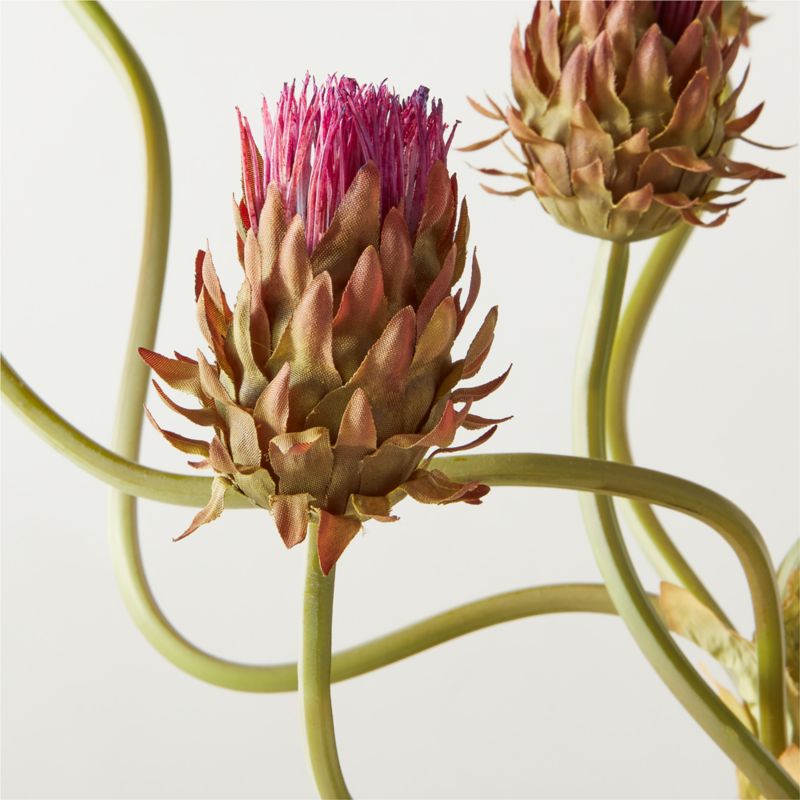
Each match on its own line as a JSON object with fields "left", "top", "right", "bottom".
{"left": 238, "top": 75, "right": 456, "bottom": 250}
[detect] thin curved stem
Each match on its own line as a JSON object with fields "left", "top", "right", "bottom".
{"left": 59, "top": 5, "right": 248, "bottom": 768}
{"left": 4, "top": 355, "right": 796, "bottom": 793}
{"left": 2, "top": 356, "right": 218, "bottom": 506}
{"left": 572, "top": 241, "right": 788, "bottom": 796}
{"left": 606, "top": 223, "right": 733, "bottom": 627}
{"left": 330, "top": 583, "right": 622, "bottom": 682}
{"left": 2, "top": 358, "right": 793, "bottom": 694}
{"left": 300, "top": 520, "right": 351, "bottom": 799}
{"left": 9, "top": 3, "right": 785, "bottom": 789}
{"left": 63, "top": 2, "right": 183, "bottom": 713}
{"left": 3, "top": 359, "right": 794, "bottom": 696}
{"left": 64, "top": 0, "right": 170, "bottom": 459}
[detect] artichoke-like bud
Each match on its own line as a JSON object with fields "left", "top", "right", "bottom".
{"left": 470, "top": 0, "right": 780, "bottom": 242}
{"left": 140, "top": 77, "right": 508, "bottom": 573}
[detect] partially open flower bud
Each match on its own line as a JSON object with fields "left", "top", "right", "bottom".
{"left": 468, "top": 0, "right": 780, "bottom": 242}
{"left": 141, "top": 77, "right": 508, "bottom": 573}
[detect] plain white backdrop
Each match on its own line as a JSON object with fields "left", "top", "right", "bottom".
{"left": 1, "top": 2, "right": 798, "bottom": 798}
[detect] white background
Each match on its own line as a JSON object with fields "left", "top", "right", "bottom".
{"left": 1, "top": 2, "right": 798, "bottom": 798}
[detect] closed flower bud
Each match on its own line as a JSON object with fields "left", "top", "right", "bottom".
{"left": 469, "top": 0, "right": 780, "bottom": 242}
{"left": 141, "top": 76, "right": 508, "bottom": 573}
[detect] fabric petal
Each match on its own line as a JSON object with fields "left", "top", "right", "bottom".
{"left": 175, "top": 477, "right": 231, "bottom": 541}
{"left": 317, "top": 510, "right": 362, "bottom": 575}
{"left": 270, "top": 493, "right": 311, "bottom": 548}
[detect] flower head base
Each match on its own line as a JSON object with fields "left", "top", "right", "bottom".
{"left": 237, "top": 76, "right": 456, "bottom": 252}
{"left": 142, "top": 78, "right": 507, "bottom": 573}
{"left": 469, "top": 0, "right": 781, "bottom": 242}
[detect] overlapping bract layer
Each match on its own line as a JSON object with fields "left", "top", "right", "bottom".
{"left": 141, "top": 160, "right": 507, "bottom": 573}
{"left": 469, "top": 0, "right": 780, "bottom": 242}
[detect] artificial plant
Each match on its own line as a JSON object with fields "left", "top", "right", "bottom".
{"left": 2, "top": 2, "right": 798, "bottom": 799}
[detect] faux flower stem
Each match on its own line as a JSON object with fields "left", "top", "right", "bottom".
{"left": 572, "top": 241, "right": 788, "bottom": 795}
{"left": 4, "top": 363, "right": 796, "bottom": 795}
{"left": 606, "top": 224, "right": 733, "bottom": 627}
{"left": 64, "top": 0, "right": 170, "bottom": 460}
{"left": 0, "top": 369, "right": 653, "bottom": 667}
{"left": 2, "top": 356, "right": 216, "bottom": 507}
{"left": 8, "top": 3, "right": 787, "bottom": 797}
{"left": 4, "top": 353, "right": 791, "bottom": 702}
{"left": 63, "top": 2, "right": 182, "bottom": 737}
{"left": 300, "top": 519, "right": 351, "bottom": 800}
{"left": 65, "top": 0, "right": 175, "bottom": 667}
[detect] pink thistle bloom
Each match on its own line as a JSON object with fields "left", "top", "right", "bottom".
{"left": 143, "top": 73, "right": 507, "bottom": 570}
{"left": 237, "top": 75, "right": 457, "bottom": 251}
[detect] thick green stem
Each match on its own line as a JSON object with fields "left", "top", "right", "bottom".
{"left": 300, "top": 520, "right": 351, "bottom": 799}
{"left": 64, "top": 0, "right": 170, "bottom": 460}
{"left": 572, "top": 241, "right": 788, "bottom": 796}
{"left": 63, "top": 1, "right": 181, "bottom": 717}
{"left": 6, "top": 6, "right": 793, "bottom": 794}
{"left": 2, "top": 356, "right": 213, "bottom": 505}
{"left": 4, "top": 356, "right": 796, "bottom": 793}
{"left": 606, "top": 224, "right": 733, "bottom": 627}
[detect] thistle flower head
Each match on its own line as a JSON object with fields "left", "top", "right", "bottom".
{"left": 469, "top": 0, "right": 780, "bottom": 242}
{"left": 237, "top": 76, "right": 456, "bottom": 252}
{"left": 142, "top": 77, "right": 507, "bottom": 573}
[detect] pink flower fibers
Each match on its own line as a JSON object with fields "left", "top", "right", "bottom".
{"left": 237, "top": 75, "right": 457, "bottom": 250}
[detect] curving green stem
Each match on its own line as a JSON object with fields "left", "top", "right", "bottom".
{"left": 2, "top": 356, "right": 229, "bottom": 506}
{"left": 63, "top": 0, "right": 180, "bottom": 721}
{"left": 55, "top": 5, "right": 245, "bottom": 777}
{"left": 5, "top": 4, "right": 793, "bottom": 795}
{"left": 64, "top": 0, "right": 170, "bottom": 459}
{"left": 3, "top": 353, "right": 794, "bottom": 707}
{"left": 64, "top": 0, "right": 174, "bottom": 645}
{"left": 329, "top": 582, "right": 623, "bottom": 682}
{"left": 606, "top": 223, "right": 733, "bottom": 628}
{"left": 572, "top": 241, "right": 788, "bottom": 795}
{"left": 3, "top": 352, "right": 793, "bottom": 705}
{"left": 300, "top": 520, "right": 351, "bottom": 799}
{"left": 3, "top": 359, "right": 797, "bottom": 795}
